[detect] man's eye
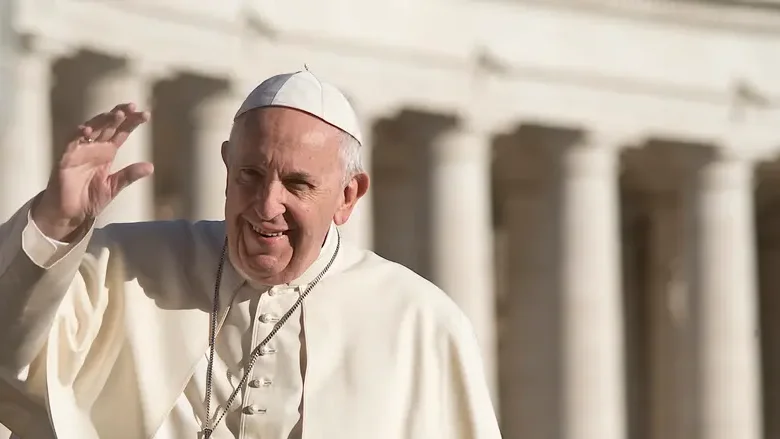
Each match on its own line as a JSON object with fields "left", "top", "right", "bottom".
{"left": 287, "top": 180, "right": 313, "bottom": 190}
{"left": 238, "top": 169, "right": 260, "bottom": 181}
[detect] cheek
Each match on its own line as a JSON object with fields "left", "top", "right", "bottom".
{"left": 280, "top": 199, "right": 322, "bottom": 231}
{"left": 296, "top": 196, "right": 338, "bottom": 226}
{"left": 225, "top": 185, "right": 254, "bottom": 213}
{"left": 283, "top": 202, "right": 310, "bottom": 226}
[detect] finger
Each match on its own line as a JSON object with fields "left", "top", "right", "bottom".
{"left": 114, "top": 102, "right": 138, "bottom": 114}
{"left": 110, "top": 110, "right": 150, "bottom": 146}
{"left": 109, "top": 162, "right": 154, "bottom": 196}
{"left": 73, "top": 103, "right": 137, "bottom": 142}
{"left": 63, "top": 126, "right": 95, "bottom": 153}
{"left": 94, "top": 103, "right": 139, "bottom": 141}
{"left": 95, "top": 109, "right": 127, "bottom": 142}
{"left": 106, "top": 102, "right": 138, "bottom": 118}
{"left": 70, "top": 113, "right": 112, "bottom": 142}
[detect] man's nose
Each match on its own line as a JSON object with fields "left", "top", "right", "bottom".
{"left": 254, "top": 181, "right": 286, "bottom": 220}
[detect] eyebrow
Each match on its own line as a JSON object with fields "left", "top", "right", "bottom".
{"left": 235, "top": 154, "right": 318, "bottom": 183}
{"left": 285, "top": 171, "right": 317, "bottom": 183}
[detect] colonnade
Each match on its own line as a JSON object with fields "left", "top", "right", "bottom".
{"left": 0, "top": 42, "right": 768, "bottom": 439}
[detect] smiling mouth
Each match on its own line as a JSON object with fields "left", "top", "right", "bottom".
{"left": 249, "top": 223, "right": 286, "bottom": 238}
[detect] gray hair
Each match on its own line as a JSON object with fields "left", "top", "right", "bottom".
{"left": 339, "top": 131, "right": 364, "bottom": 184}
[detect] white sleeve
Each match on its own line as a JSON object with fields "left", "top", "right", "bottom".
{"left": 21, "top": 210, "right": 77, "bottom": 269}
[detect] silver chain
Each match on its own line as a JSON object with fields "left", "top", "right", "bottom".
{"left": 201, "top": 230, "right": 341, "bottom": 438}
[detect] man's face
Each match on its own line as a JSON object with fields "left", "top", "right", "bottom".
{"left": 222, "top": 107, "right": 367, "bottom": 285}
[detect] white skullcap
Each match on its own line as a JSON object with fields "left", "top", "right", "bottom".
{"left": 234, "top": 70, "right": 363, "bottom": 145}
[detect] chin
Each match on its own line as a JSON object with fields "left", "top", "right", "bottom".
{"left": 236, "top": 249, "right": 293, "bottom": 285}
{"left": 231, "top": 259, "right": 280, "bottom": 285}
{"left": 245, "top": 255, "right": 281, "bottom": 276}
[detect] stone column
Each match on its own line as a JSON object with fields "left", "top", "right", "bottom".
{"left": 684, "top": 154, "right": 761, "bottom": 439}
{"left": 430, "top": 127, "right": 498, "bottom": 406}
{"left": 191, "top": 89, "right": 241, "bottom": 221}
{"left": 338, "top": 117, "right": 375, "bottom": 250}
{"left": 556, "top": 139, "right": 626, "bottom": 439}
{"left": 0, "top": 37, "right": 58, "bottom": 220}
{"left": 85, "top": 61, "right": 155, "bottom": 226}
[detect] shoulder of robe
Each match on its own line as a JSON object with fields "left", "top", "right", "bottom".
{"left": 85, "top": 220, "right": 227, "bottom": 304}
{"left": 332, "top": 243, "right": 468, "bottom": 331}
{"left": 89, "top": 220, "right": 225, "bottom": 257}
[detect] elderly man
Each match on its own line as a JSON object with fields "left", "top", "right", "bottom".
{"left": 0, "top": 71, "right": 501, "bottom": 439}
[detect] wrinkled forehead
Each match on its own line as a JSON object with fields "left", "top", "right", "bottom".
{"left": 229, "top": 107, "right": 343, "bottom": 161}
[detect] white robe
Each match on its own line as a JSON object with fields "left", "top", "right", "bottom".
{"left": 0, "top": 196, "right": 502, "bottom": 439}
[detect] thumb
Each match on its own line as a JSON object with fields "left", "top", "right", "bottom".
{"left": 110, "top": 162, "right": 154, "bottom": 196}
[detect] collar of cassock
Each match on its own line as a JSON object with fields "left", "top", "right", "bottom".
{"left": 223, "top": 222, "right": 341, "bottom": 293}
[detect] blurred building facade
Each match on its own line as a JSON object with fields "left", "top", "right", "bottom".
{"left": 2, "top": 0, "right": 780, "bottom": 438}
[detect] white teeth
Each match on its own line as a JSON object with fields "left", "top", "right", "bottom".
{"left": 250, "top": 224, "right": 282, "bottom": 237}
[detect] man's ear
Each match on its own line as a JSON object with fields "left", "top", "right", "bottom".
{"left": 221, "top": 141, "right": 230, "bottom": 166}
{"left": 221, "top": 141, "right": 230, "bottom": 196}
{"left": 333, "top": 172, "right": 370, "bottom": 226}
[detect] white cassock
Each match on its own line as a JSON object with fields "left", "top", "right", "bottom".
{"left": 0, "top": 196, "right": 502, "bottom": 439}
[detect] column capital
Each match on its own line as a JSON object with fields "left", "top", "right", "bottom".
{"left": 579, "top": 128, "right": 642, "bottom": 150}
{"left": 18, "top": 33, "right": 77, "bottom": 59}
{"left": 692, "top": 154, "right": 753, "bottom": 192}
{"left": 89, "top": 58, "right": 174, "bottom": 86}
{"left": 714, "top": 114, "right": 780, "bottom": 161}
{"left": 194, "top": 87, "right": 244, "bottom": 130}
{"left": 86, "top": 59, "right": 156, "bottom": 112}
{"left": 558, "top": 143, "right": 618, "bottom": 181}
{"left": 431, "top": 125, "right": 493, "bottom": 165}
{"left": 127, "top": 59, "right": 175, "bottom": 82}
{"left": 555, "top": 128, "right": 643, "bottom": 180}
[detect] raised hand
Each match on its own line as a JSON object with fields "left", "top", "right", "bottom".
{"left": 32, "top": 103, "right": 154, "bottom": 241}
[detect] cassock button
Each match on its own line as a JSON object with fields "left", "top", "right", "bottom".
{"left": 259, "top": 346, "right": 276, "bottom": 356}
{"left": 259, "top": 313, "right": 277, "bottom": 323}
{"left": 248, "top": 378, "right": 272, "bottom": 388}
{"left": 243, "top": 405, "right": 266, "bottom": 415}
